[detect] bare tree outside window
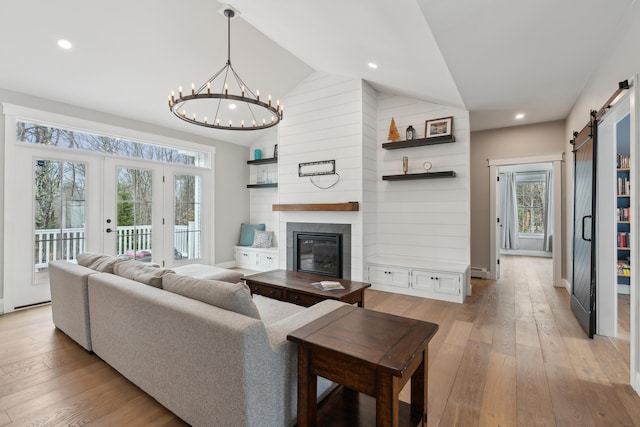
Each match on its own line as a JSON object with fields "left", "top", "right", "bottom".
{"left": 516, "top": 179, "right": 545, "bottom": 234}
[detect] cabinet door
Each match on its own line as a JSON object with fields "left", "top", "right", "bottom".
{"left": 368, "top": 265, "right": 410, "bottom": 288}
{"left": 235, "top": 249, "right": 257, "bottom": 268}
{"left": 413, "top": 270, "right": 462, "bottom": 296}
{"left": 258, "top": 253, "right": 278, "bottom": 269}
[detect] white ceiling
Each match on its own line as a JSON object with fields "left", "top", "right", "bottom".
{"left": 0, "top": 0, "right": 634, "bottom": 147}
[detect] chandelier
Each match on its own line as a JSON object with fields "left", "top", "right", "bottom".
{"left": 168, "top": 8, "right": 283, "bottom": 131}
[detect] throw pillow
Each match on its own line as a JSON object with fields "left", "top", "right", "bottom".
{"left": 113, "top": 260, "right": 174, "bottom": 288}
{"left": 162, "top": 273, "right": 261, "bottom": 320}
{"left": 76, "top": 252, "right": 121, "bottom": 274}
{"left": 251, "top": 230, "right": 273, "bottom": 248}
{"left": 238, "top": 223, "right": 265, "bottom": 246}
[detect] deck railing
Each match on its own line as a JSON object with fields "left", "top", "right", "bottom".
{"left": 35, "top": 224, "right": 196, "bottom": 269}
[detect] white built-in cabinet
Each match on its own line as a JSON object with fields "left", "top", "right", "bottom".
{"left": 234, "top": 246, "right": 279, "bottom": 271}
{"left": 367, "top": 257, "right": 470, "bottom": 303}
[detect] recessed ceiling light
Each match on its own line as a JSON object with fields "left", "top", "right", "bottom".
{"left": 228, "top": 103, "right": 237, "bottom": 110}
{"left": 57, "top": 39, "right": 72, "bottom": 50}
{"left": 515, "top": 113, "right": 525, "bottom": 120}
{"left": 368, "top": 62, "right": 378, "bottom": 69}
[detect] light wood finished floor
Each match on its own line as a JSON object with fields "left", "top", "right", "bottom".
{"left": 0, "top": 255, "right": 637, "bottom": 426}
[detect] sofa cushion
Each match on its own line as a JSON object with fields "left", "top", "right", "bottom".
{"left": 162, "top": 273, "right": 261, "bottom": 319}
{"left": 113, "top": 260, "right": 174, "bottom": 288}
{"left": 172, "top": 264, "right": 244, "bottom": 283}
{"left": 77, "top": 252, "right": 121, "bottom": 274}
{"left": 238, "top": 223, "right": 265, "bottom": 246}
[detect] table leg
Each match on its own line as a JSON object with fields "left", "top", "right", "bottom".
{"left": 410, "top": 348, "right": 427, "bottom": 424}
{"left": 376, "top": 373, "right": 401, "bottom": 427}
{"left": 357, "top": 290, "right": 365, "bottom": 308}
{"left": 297, "top": 346, "right": 317, "bottom": 427}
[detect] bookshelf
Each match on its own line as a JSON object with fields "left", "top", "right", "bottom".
{"left": 616, "top": 154, "right": 630, "bottom": 289}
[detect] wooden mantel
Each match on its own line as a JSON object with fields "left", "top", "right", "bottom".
{"left": 272, "top": 202, "right": 359, "bottom": 212}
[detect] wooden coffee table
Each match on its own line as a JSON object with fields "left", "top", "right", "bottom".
{"left": 287, "top": 305, "right": 439, "bottom": 427}
{"left": 243, "top": 269, "right": 371, "bottom": 307}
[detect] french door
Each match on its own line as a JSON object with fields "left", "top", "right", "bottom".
{"left": 10, "top": 151, "right": 208, "bottom": 310}
{"left": 571, "top": 119, "right": 598, "bottom": 338}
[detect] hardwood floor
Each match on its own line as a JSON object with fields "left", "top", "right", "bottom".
{"left": 0, "top": 255, "right": 637, "bottom": 426}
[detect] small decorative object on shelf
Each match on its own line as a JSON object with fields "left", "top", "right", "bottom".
{"left": 425, "top": 116, "right": 454, "bottom": 139}
{"left": 423, "top": 161, "right": 433, "bottom": 172}
{"left": 388, "top": 117, "right": 400, "bottom": 142}
{"left": 256, "top": 166, "right": 267, "bottom": 184}
{"left": 406, "top": 125, "right": 415, "bottom": 140}
{"left": 274, "top": 144, "right": 278, "bottom": 158}
{"left": 254, "top": 148, "right": 262, "bottom": 160}
{"left": 403, "top": 156, "right": 409, "bottom": 174}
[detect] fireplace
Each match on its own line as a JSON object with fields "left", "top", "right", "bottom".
{"left": 293, "top": 232, "right": 342, "bottom": 278}
{"left": 287, "top": 222, "right": 351, "bottom": 279}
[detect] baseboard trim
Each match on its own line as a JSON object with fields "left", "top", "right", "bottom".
{"left": 470, "top": 267, "right": 489, "bottom": 279}
{"left": 618, "top": 284, "right": 631, "bottom": 295}
{"left": 561, "top": 278, "right": 571, "bottom": 292}
{"left": 0, "top": 299, "right": 4, "bottom": 315}
{"left": 635, "top": 372, "right": 640, "bottom": 396}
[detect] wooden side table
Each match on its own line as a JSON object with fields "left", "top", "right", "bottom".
{"left": 287, "top": 306, "right": 439, "bottom": 427}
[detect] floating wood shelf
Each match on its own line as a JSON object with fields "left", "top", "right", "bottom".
{"left": 383, "top": 171, "right": 456, "bottom": 181}
{"left": 247, "top": 183, "right": 278, "bottom": 189}
{"left": 247, "top": 157, "right": 278, "bottom": 165}
{"left": 272, "top": 202, "right": 359, "bottom": 212}
{"left": 382, "top": 135, "right": 456, "bottom": 150}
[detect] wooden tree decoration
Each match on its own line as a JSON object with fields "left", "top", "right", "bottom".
{"left": 388, "top": 117, "right": 400, "bottom": 142}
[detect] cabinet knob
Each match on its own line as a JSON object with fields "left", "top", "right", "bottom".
{"left": 243, "top": 253, "right": 248, "bottom": 257}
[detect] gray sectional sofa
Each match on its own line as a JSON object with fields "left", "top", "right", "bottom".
{"left": 49, "top": 253, "right": 345, "bottom": 427}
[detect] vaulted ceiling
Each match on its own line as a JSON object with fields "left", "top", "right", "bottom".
{"left": 0, "top": 0, "right": 633, "bottom": 146}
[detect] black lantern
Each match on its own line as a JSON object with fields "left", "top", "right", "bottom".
{"left": 406, "top": 125, "right": 415, "bottom": 140}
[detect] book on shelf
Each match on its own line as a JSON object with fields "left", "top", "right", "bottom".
{"left": 311, "top": 280, "right": 345, "bottom": 291}
{"left": 617, "top": 176, "right": 630, "bottom": 195}
{"left": 617, "top": 153, "right": 630, "bottom": 169}
{"left": 617, "top": 207, "right": 631, "bottom": 222}
{"left": 618, "top": 232, "right": 630, "bottom": 248}
{"left": 617, "top": 260, "right": 631, "bottom": 276}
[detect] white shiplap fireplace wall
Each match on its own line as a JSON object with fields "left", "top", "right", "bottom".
{"left": 249, "top": 71, "right": 470, "bottom": 282}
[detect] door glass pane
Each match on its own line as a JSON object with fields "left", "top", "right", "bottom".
{"left": 34, "top": 160, "right": 86, "bottom": 283}
{"left": 174, "top": 174, "right": 201, "bottom": 260}
{"left": 117, "top": 167, "right": 153, "bottom": 261}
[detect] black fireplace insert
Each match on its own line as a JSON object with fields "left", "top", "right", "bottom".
{"left": 292, "top": 232, "right": 343, "bottom": 278}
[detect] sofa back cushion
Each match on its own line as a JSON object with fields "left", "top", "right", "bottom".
{"left": 77, "top": 252, "right": 121, "bottom": 274}
{"left": 163, "top": 273, "right": 261, "bottom": 320}
{"left": 113, "top": 260, "right": 174, "bottom": 288}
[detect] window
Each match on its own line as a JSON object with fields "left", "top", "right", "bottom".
{"left": 516, "top": 173, "right": 546, "bottom": 234}
{"left": 17, "top": 121, "right": 209, "bottom": 167}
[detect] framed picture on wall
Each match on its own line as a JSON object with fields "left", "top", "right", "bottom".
{"left": 425, "top": 116, "right": 454, "bottom": 138}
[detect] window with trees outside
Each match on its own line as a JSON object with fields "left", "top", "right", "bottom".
{"left": 516, "top": 173, "right": 546, "bottom": 234}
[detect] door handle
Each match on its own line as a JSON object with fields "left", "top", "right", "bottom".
{"left": 581, "top": 215, "right": 592, "bottom": 242}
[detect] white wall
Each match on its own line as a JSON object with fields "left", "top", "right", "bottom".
{"left": 275, "top": 72, "right": 365, "bottom": 280}
{"left": 247, "top": 72, "right": 471, "bottom": 281}
{"left": 376, "top": 95, "right": 471, "bottom": 264}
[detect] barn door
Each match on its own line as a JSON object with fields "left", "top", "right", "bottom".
{"left": 571, "top": 114, "right": 598, "bottom": 338}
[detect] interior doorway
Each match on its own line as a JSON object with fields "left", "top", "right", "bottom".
{"left": 488, "top": 154, "right": 563, "bottom": 286}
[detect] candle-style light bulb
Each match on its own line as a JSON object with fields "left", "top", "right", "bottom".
{"left": 241, "top": 120, "right": 244, "bottom": 127}
{"left": 193, "top": 113, "right": 196, "bottom": 120}
{"left": 216, "top": 119, "right": 220, "bottom": 126}
{"left": 256, "top": 89, "right": 260, "bottom": 101}
{"left": 229, "top": 120, "right": 232, "bottom": 127}
{"left": 204, "top": 116, "right": 208, "bottom": 124}
{"left": 271, "top": 116, "right": 275, "bottom": 123}
{"left": 207, "top": 82, "right": 211, "bottom": 94}
{"left": 179, "top": 86, "right": 183, "bottom": 97}
{"left": 191, "top": 83, "right": 195, "bottom": 95}
{"left": 225, "top": 83, "right": 228, "bottom": 95}
{"left": 167, "top": 95, "right": 172, "bottom": 107}
{"left": 171, "top": 90, "right": 175, "bottom": 103}
{"left": 241, "top": 86, "right": 245, "bottom": 97}
{"left": 181, "top": 109, "right": 186, "bottom": 117}
{"left": 263, "top": 119, "right": 266, "bottom": 125}
{"left": 252, "top": 119, "right": 256, "bottom": 127}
